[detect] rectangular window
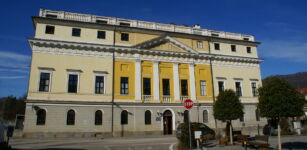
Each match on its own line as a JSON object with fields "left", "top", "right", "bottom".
{"left": 200, "top": 80, "right": 206, "bottom": 96}
{"left": 143, "top": 78, "right": 151, "bottom": 95}
{"left": 243, "top": 38, "right": 249, "bottom": 41}
{"left": 181, "top": 80, "right": 188, "bottom": 96}
{"left": 121, "top": 33, "right": 129, "bottom": 41}
{"left": 197, "top": 41, "right": 203, "bottom": 48}
{"left": 247, "top": 47, "right": 251, "bottom": 53}
{"left": 211, "top": 33, "right": 219, "bottom": 37}
{"left": 235, "top": 82, "right": 242, "bottom": 96}
{"left": 68, "top": 74, "right": 78, "bottom": 93}
{"left": 162, "top": 79, "right": 170, "bottom": 96}
{"left": 39, "top": 72, "right": 50, "bottom": 92}
{"left": 46, "top": 14, "right": 57, "bottom": 18}
{"left": 231, "top": 45, "right": 236, "bottom": 52}
{"left": 251, "top": 82, "right": 257, "bottom": 97}
{"left": 45, "top": 25, "right": 55, "bottom": 34}
{"left": 119, "top": 22, "right": 130, "bottom": 27}
{"left": 97, "top": 31, "right": 106, "bottom": 39}
{"left": 218, "top": 81, "right": 224, "bottom": 92}
{"left": 120, "top": 77, "right": 129, "bottom": 94}
{"left": 95, "top": 76, "right": 104, "bottom": 94}
{"left": 96, "top": 20, "right": 108, "bottom": 24}
{"left": 72, "top": 28, "right": 81, "bottom": 37}
{"left": 214, "top": 43, "right": 220, "bottom": 50}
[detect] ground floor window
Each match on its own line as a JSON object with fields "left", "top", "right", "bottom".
{"left": 95, "top": 110, "right": 103, "bottom": 125}
{"left": 36, "top": 109, "right": 46, "bottom": 125}
{"left": 145, "top": 110, "right": 151, "bottom": 125}
{"left": 67, "top": 109, "right": 75, "bottom": 125}
{"left": 121, "top": 110, "right": 128, "bottom": 125}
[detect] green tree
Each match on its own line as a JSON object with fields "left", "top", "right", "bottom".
{"left": 257, "top": 77, "right": 305, "bottom": 150}
{"left": 213, "top": 89, "right": 244, "bottom": 144}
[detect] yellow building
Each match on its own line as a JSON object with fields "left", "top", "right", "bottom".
{"left": 24, "top": 9, "right": 265, "bottom": 137}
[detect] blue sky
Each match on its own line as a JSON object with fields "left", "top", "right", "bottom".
{"left": 0, "top": 0, "right": 306, "bottom": 97}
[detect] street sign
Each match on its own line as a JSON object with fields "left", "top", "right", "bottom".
{"left": 194, "top": 131, "right": 202, "bottom": 139}
{"left": 184, "top": 99, "right": 193, "bottom": 109}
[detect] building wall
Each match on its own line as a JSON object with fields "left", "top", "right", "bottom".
{"left": 209, "top": 42, "right": 258, "bottom": 58}
{"left": 114, "top": 59, "right": 135, "bottom": 100}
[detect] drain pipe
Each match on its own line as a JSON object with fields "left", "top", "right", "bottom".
{"left": 111, "top": 26, "right": 116, "bottom": 136}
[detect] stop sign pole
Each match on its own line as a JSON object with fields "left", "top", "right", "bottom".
{"left": 184, "top": 99, "right": 193, "bottom": 149}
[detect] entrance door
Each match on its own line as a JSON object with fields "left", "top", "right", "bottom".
{"left": 163, "top": 110, "right": 173, "bottom": 135}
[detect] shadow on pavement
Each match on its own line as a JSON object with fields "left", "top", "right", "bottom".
{"left": 282, "top": 142, "right": 307, "bottom": 149}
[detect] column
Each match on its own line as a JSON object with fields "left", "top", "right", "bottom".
{"left": 173, "top": 63, "right": 180, "bottom": 102}
{"left": 135, "top": 60, "right": 142, "bottom": 101}
{"left": 153, "top": 61, "right": 160, "bottom": 102}
{"left": 189, "top": 63, "right": 196, "bottom": 101}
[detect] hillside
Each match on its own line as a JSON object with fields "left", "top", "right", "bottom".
{"left": 263, "top": 72, "right": 307, "bottom": 89}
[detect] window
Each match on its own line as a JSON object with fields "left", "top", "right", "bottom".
{"left": 243, "top": 38, "right": 249, "bottom": 41}
{"left": 181, "top": 80, "right": 188, "bottom": 96}
{"left": 72, "top": 28, "right": 81, "bottom": 37}
{"left": 68, "top": 74, "right": 78, "bottom": 93}
{"left": 121, "top": 110, "right": 128, "bottom": 125}
{"left": 145, "top": 110, "right": 151, "bottom": 125}
{"left": 96, "top": 20, "right": 108, "bottom": 24}
{"left": 211, "top": 33, "right": 219, "bottom": 37}
{"left": 251, "top": 82, "right": 257, "bottom": 97}
{"left": 197, "top": 41, "right": 203, "bottom": 48}
{"left": 247, "top": 47, "right": 251, "bottom": 53}
{"left": 184, "top": 110, "right": 189, "bottom": 123}
{"left": 162, "top": 79, "right": 170, "bottom": 95}
{"left": 200, "top": 80, "right": 206, "bottom": 96}
{"left": 95, "top": 76, "right": 104, "bottom": 94}
{"left": 66, "top": 109, "right": 75, "bottom": 125}
{"left": 214, "top": 43, "right": 220, "bottom": 50}
{"left": 121, "top": 33, "right": 129, "bottom": 41}
{"left": 143, "top": 78, "right": 151, "bottom": 95}
{"left": 97, "top": 31, "right": 106, "bottom": 39}
{"left": 120, "top": 77, "right": 129, "bottom": 94}
{"left": 203, "top": 110, "right": 208, "bottom": 123}
{"left": 218, "top": 81, "right": 224, "bottom": 92}
{"left": 39, "top": 72, "right": 50, "bottom": 92}
{"left": 119, "top": 22, "right": 130, "bottom": 27}
{"left": 235, "top": 82, "right": 242, "bottom": 96}
{"left": 95, "top": 110, "right": 103, "bottom": 125}
{"left": 36, "top": 109, "right": 46, "bottom": 125}
{"left": 46, "top": 14, "right": 57, "bottom": 18}
{"left": 240, "top": 115, "right": 244, "bottom": 122}
{"left": 45, "top": 25, "right": 55, "bottom": 34}
{"left": 255, "top": 109, "right": 260, "bottom": 121}
{"left": 231, "top": 45, "right": 236, "bottom": 52}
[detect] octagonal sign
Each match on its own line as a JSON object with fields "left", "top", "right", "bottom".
{"left": 184, "top": 99, "right": 193, "bottom": 109}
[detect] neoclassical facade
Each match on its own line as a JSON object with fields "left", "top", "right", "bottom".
{"left": 24, "top": 9, "right": 265, "bottom": 138}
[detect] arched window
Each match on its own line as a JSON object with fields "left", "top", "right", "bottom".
{"left": 184, "top": 110, "right": 189, "bottom": 123}
{"left": 255, "top": 109, "right": 260, "bottom": 121}
{"left": 121, "top": 110, "right": 128, "bottom": 125}
{"left": 36, "top": 109, "right": 46, "bottom": 125}
{"left": 67, "top": 109, "right": 75, "bottom": 125}
{"left": 95, "top": 110, "right": 103, "bottom": 125}
{"left": 145, "top": 110, "right": 151, "bottom": 125}
{"left": 240, "top": 115, "right": 244, "bottom": 122}
{"left": 203, "top": 110, "right": 208, "bottom": 123}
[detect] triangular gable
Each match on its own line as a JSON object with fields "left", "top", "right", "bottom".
{"left": 133, "top": 36, "right": 199, "bottom": 54}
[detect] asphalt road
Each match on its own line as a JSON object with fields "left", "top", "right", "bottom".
{"left": 10, "top": 136, "right": 178, "bottom": 150}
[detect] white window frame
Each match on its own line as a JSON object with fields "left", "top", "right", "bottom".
{"left": 200, "top": 80, "right": 207, "bottom": 96}
{"left": 67, "top": 70, "right": 81, "bottom": 93}
{"left": 250, "top": 80, "right": 258, "bottom": 97}
{"left": 93, "top": 72, "right": 107, "bottom": 94}
{"left": 234, "top": 79, "right": 243, "bottom": 97}
{"left": 197, "top": 41, "right": 203, "bottom": 48}
{"left": 37, "top": 68, "right": 53, "bottom": 92}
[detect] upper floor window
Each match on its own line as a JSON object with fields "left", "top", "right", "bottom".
{"left": 203, "top": 110, "right": 208, "bottom": 123}
{"left": 120, "top": 77, "right": 129, "bottom": 94}
{"left": 45, "top": 25, "right": 55, "bottom": 34}
{"left": 218, "top": 81, "right": 225, "bottom": 92}
{"left": 36, "top": 109, "right": 46, "bottom": 125}
{"left": 95, "top": 110, "right": 103, "bottom": 125}
{"left": 200, "top": 80, "right": 206, "bottom": 96}
{"left": 97, "top": 31, "right": 106, "bottom": 39}
{"left": 66, "top": 109, "right": 75, "bottom": 125}
{"left": 39, "top": 72, "right": 51, "bottom": 92}
{"left": 121, "top": 33, "right": 129, "bottom": 41}
{"left": 181, "top": 79, "right": 188, "bottom": 96}
{"left": 121, "top": 110, "right": 128, "bottom": 125}
{"left": 214, "top": 43, "right": 220, "bottom": 50}
{"left": 143, "top": 78, "right": 151, "bottom": 95}
{"left": 95, "top": 75, "right": 105, "bottom": 94}
{"left": 251, "top": 82, "right": 258, "bottom": 97}
{"left": 46, "top": 14, "right": 57, "bottom": 18}
{"left": 72, "top": 28, "right": 81, "bottom": 37}
{"left": 96, "top": 19, "right": 108, "bottom": 24}
{"left": 246, "top": 47, "right": 251, "bottom": 53}
{"left": 68, "top": 74, "right": 78, "bottom": 93}
{"left": 162, "top": 79, "right": 170, "bottom": 96}
{"left": 235, "top": 81, "right": 242, "bottom": 96}
{"left": 145, "top": 110, "right": 151, "bottom": 125}
{"left": 197, "top": 41, "right": 203, "bottom": 48}
{"left": 243, "top": 37, "right": 249, "bottom": 41}
{"left": 231, "top": 45, "right": 236, "bottom": 52}
{"left": 119, "top": 22, "right": 131, "bottom": 27}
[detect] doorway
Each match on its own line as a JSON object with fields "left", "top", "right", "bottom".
{"left": 163, "top": 110, "right": 173, "bottom": 135}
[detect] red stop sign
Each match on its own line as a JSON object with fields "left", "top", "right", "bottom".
{"left": 184, "top": 99, "right": 193, "bottom": 109}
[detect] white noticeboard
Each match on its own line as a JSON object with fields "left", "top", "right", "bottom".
{"left": 194, "top": 131, "right": 202, "bottom": 139}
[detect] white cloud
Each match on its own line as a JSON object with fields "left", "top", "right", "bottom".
{"left": 260, "top": 40, "right": 307, "bottom": 63}
{"left": 0, "top": 76, "right": 26, "bottom": 79}
{"left": 0, "top": 51, "right": 30, "bottom": 62}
